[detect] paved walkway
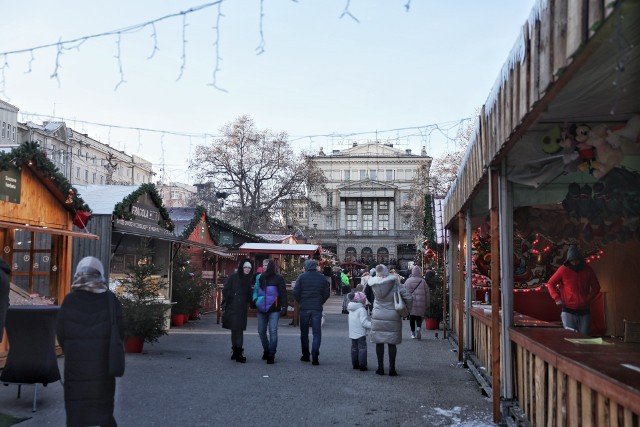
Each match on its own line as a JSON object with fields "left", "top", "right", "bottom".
{"left": 1, "top": 295, "right": 495, "bottom": 426}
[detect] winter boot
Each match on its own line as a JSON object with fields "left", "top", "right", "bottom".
{"left": 262, "top": 350, "right": 269, "bottom": 360}
{"left": 235, "top": 348, "right": 247, "bottom": 363}
{"left": 416, "top": 327, "right": 422, "bottom": 340}
{"left": 231, "top": 347, "right": 239, "bottom": 360}
{"left": 266, "top": 354, "right": 275, "bottom": 364}
{"left": 300, "top": 353, "right": 310, "bottom": 362}
{"left": 312, "top": 355, "right": 319, "bottom": 366}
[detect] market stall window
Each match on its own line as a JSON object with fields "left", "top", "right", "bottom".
{"left": 9, "top": 229, "right": 60, "bottom": 300}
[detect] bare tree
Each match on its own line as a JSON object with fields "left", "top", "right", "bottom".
{"left": 190, "top": 116, "right": 326, "bottom": 233}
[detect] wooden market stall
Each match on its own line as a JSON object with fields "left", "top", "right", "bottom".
{"left": 0, "top": 142, "right": 98, "bottom": 366}
{"left": 440, "top": 1, "right": 640, "bottom": 425}
{"left": 168, "top": 206, "right": 236, "bottom": 314}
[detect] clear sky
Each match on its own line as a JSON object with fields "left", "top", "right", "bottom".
{"left": 1, "top": 0, "right": 535, "bottom": 184}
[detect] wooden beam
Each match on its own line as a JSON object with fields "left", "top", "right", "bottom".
{"left": 490, "top": 168, "right": 501, "bottom": 422}
{"left": 458, "top": 213, "right": 465, "bottom": 362}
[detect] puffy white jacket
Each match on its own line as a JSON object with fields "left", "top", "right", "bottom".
{"left": 369, "top": 266, "right": 413, "bottom": 345}
{"left": 348, "top": 301, "right": 371, "bottom": 339}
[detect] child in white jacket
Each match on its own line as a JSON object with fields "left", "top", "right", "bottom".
{"left": 347, "top": 291, "right": 372, "bottom": 371}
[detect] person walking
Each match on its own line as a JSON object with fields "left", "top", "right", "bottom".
{"left": 368, "top": 264, "right": 412, "bottom": 376}
{"left": 546, "top": 245, "right": 601, "bottom": 336}
{"left": 222, "top": 259, "right": 254, "bottom": 363}
{"left": 340, "top": 269, "right": 351, "bottom": 314}
{"left": 0, "top": 257, "right": 11, "bottom": 342}
{"left": 404, "top": 266, "right": 429, "bottom": 340}
{"left": 252, "top": 259, "right": 288, "bottom": 364}
{"left": 347, "top": 291, "right": 371, "bottom": 371}
{"left": 364, "top": 268, "right": 375, "bottom": 315}
{"left": 293, "top": 259, "right": 330, "bottom": 365}
{"left": 424, "top": 266, "right": 436, "bottom": 290}
{"left": 56, "top": 256, "right": 124, "bottom": 427}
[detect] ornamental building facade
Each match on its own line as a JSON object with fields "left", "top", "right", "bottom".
{"left": 305, "top": 142, "right": 432, "bottom": 269}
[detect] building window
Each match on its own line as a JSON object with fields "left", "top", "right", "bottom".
{"left": 386, "top": 170, "right": 394, "bottom": 181}
{"left": 378, "top": 214, "right": 389, "bottom": 230}
{"left": 296, "top": 206, "right": 307, "bottom": 219}
{"left": 92, "top": 172, "right": 96, "bottom": 183}
{"left": 346, "top": 214, "right": 357, "bottom": 230}
{"left": 401, "top": 192, "right": 410, "bottom": 205}
{"left": 326, "top": 192, "right": 333, "bottom": 207}
{"left": 100, "top": 176, "right": 104, "bottom": 184}
{"left": 363, "top": 214, "right": 372, "bottom": 230}
{"left": 361, "top": 247, "right": 373, "bottom": 263}
{"left": 405, "top": 169, "right": 414, "bottom": 179}
{"left": 346, "top": 200, "right": 357, "bottom": 210}
{"left": 60, "top": 150, "right": 65, "bottom": 165}
{"left": 76, "top": 167, "right": 80, "bottom": 179}
{"left": 359, "top": 170, "right": 367, "bottom": 180}
{"left": 12, "top": 126, "right": 16, "bottom": 141}
{"left": 77, "top": 149, "right": 82, "bottom": 157}
{"left": 1, "top": 122, "right": 5, "bottom": 138}
{"left": 369, "top": 169, "right": 377, "bottom": 180}
{"left": 343, "top": 170, "right": 350, "bottom": 181}
{"left": 402, "top": 215, "right": 411, "bottom": 229}
{"left": 379, "top": 200, "right": 388, "bottom": 210}
{"left": 345, "top": 247, "right": 357, "bottom": 262}
{"left": 377, "top": 247, "right": 389, "bottom": 264}
{"left": 363, "top": 200, "right": 372, "bottom": 210}
{"left": 325, "top": 215, "right": 333, "bottom": 228}
{"left": 84, "top": 170, "right": 89, "bottom": 181}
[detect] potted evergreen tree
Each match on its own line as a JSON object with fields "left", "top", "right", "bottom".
{"left": 117, "top": 240, "right": 168, "bottom": 352}
{"left": 171, "top": 247, "right": 194, "bottom": 325}
{"left": 425, "top": 270, "right": 444, "bottom": 330}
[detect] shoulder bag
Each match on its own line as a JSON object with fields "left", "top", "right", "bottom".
{"left": 107, "top": 291, "right": 125, "bottom": 377}
{"left": 394, "top": 288, "right": 410, "bottom": 318}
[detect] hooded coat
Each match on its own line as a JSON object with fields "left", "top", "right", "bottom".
{"left": 348, "top": 300, "right": 371, "bottom": 339}
{"left": 368, "top": 265, "right": 412, "bottom": 344}
{"left": 57, "top": 257, "right": 124, "bottom": 427}
{"left": 222, "top": 259, "right": 254, "bottom": 331}
{"left": 0, "top": 258, "right": 11, "bottom": 340}
{"left": 404, "top": 266, "right": 429, "bottom": 317}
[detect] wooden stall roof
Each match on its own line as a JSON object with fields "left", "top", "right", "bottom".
{"left": 238, "top": 243, "right": 321, "bottom": 256}
{"left": 443, "top": 0, "right": 638, "bottom": 226}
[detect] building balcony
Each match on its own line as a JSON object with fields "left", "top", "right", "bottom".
{"left": 313, "top": 229, "right": 417, "bottom": 239}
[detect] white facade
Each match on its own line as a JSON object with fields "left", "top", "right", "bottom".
{"left": 17, "top": 121, "right": 154, "bottom": 186}
{"left": 307, "top": 142, "right": 431, "bottom": 269}
{"left": 157, "top": 182, "right": 197, "bottom": 208}
{"left": 0, "top": 100, "right": 19, "bottom": 151}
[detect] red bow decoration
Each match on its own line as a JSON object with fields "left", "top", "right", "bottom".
{"left": 73, "top": 210, "right": 92, "bottom": 229}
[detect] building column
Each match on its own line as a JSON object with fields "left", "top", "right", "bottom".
{"left": 357, "top": 199, "right": 362, "bottom": 230}
{"left": 389, "top": 200, "right": 395, "bottom": 230}
{"left": 340, "top": 199, "right": 346, "bottom": 231}
{"left": 373, "top": 199, "right": 378, "bottom": 232}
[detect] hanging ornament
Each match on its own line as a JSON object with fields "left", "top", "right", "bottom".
{"left": 66, "top": 189, "right": 75, "bottom": 204}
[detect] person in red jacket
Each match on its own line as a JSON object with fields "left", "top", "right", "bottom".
{"left": 546, "top": 245, "right": 601, "bottom": 335}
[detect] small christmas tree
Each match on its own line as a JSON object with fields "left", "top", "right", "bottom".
{"left": 118, "top": 239, "right": 168, "bottom": 343}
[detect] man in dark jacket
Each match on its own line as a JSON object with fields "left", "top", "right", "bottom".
{"left": 424, "top": 266, "right": 436, "bottom": 290}
{"left": 0, "top": 258, "right": 11, "bottom": 342}
{"left": 293, "top": 259, "right": 330, "bottom": 365}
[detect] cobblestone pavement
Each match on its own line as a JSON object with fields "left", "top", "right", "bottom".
{"left": 1, "top": 295, "right": 495, "bottom": 426}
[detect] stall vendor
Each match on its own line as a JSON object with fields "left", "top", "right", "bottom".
{"left": 546, "top": 245, "right": 600, "bottom": 336}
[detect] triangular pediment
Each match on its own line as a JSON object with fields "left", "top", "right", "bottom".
{"left": 335, "top": 142, "right": 409, "bottom": 157}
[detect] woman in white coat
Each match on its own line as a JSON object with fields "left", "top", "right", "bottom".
{"left": 368, "top": 264, "right": 412, "bottom": 376}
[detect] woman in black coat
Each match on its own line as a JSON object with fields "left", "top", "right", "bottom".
{"left": 57, "top": 256, "right": 124, "bottom": 427}
{"left": 222, "top": 258, "right": 254, "bottom": 363}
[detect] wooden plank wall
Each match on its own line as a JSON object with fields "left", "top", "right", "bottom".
{"left": 513, "top": 340, "right": 639, "bottom": 427}
{"left": 443, "top": 0, "right": 611, "bottom": 226}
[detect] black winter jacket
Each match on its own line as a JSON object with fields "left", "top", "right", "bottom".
{"left": 56, "top": 290, "right": 124, "bottom": 427}
{"left": 293, "top": 270, "right": 330, "bottom": 311}
{"left": 0, "top": 258, "right": 10, "bottom": 340}
{"left": 222, "top": 268, "right": 253, "bottom": 331}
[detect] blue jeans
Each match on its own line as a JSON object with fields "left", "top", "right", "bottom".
{"left": 299, "top": 309, "right": 323, "bottom": 356}
{"left": 351, "top": 336, "right": 367, "bottom": 367}
{"left": 342, "top": 294, "right": 349, "bottom": 311}
{"left": 561, "top": 311, "right": 591, "bottom": 336}
{"left": 257, "top": 311, "right": 280, "bottom": 355}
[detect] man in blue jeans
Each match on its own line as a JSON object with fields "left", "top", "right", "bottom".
{"left": 293, "top": 259, "right": 330, "bottom": 365}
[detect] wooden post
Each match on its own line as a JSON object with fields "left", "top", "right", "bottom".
{"left": 490, "top": 168, "right": 501, "bottom": 422}
{"left": 458, "top": 213, "right": 465, "bottom": 362}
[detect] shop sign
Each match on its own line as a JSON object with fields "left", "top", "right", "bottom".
{"left": 114, "top": 202, "right": 172, "bottom": 237}
{"left": 201, "top": 270, "right": 214, "bottom": 279}
{"left": 219, "top": 231, "right": 233, "bottom": 245}
{"left": 0, "top": 164, "right": 21, "bottom": 203}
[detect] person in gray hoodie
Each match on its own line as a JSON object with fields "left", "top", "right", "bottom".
{"left": 293, "top": 259, "right": 330, "bottom": 365}
{"left": 368, "top": 264, "right": 412, "bottom": 376}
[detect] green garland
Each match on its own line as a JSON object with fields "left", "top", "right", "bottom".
{"left": 206, "top": 216, "right": 267, "bottom": 248}
{"left": 113, "top": 183, "right": 175, "bottom": 232}
{"left": 180, "top": 205, "right": 207, "bottom": 238}
{"left": 0, "top": 141, "right": 91, "bottom": 213}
